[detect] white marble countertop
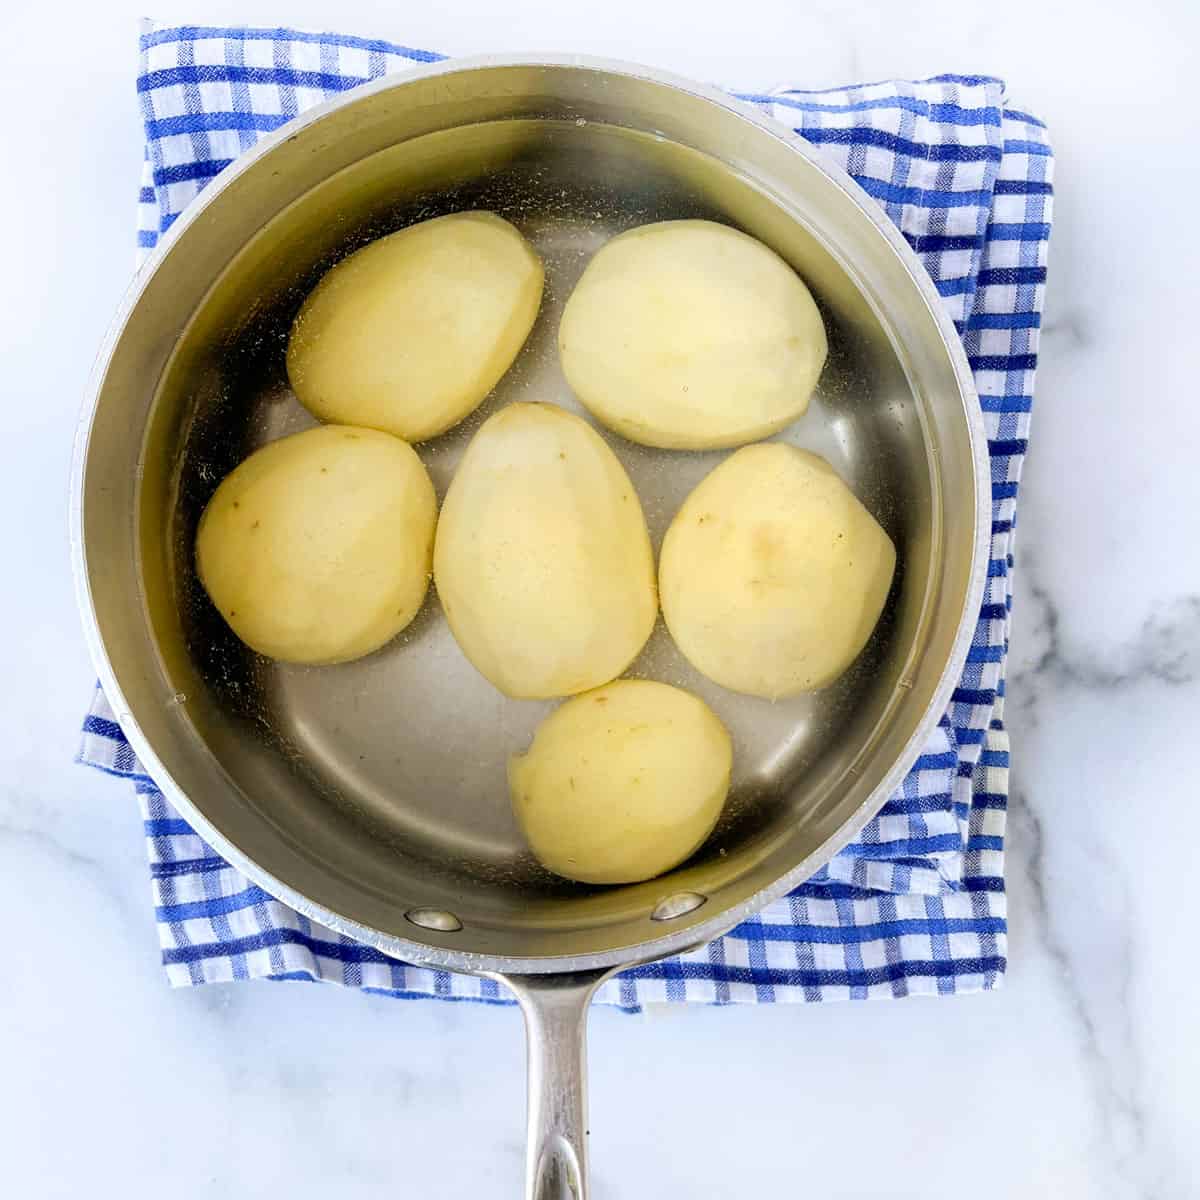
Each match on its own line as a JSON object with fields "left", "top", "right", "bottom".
{"left": 3, "top": 1, "right": 1196, "bottom": 1196}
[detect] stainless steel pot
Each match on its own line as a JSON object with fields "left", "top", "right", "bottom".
{"left": 71, "top": 55, "right": 989, "bottom": 1199}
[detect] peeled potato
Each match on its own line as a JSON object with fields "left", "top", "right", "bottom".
{"left": 434, "top": 403, "right": 656, "bottom": 698}
{"left": 558, "top": 219, "right": 827, "bottom": 450}
{"left": 195, "top": 425, "right": 436, "bottom": 665}
{"left": 660, "top": 443, "right": 896, "bottom": 698}
{"left": 509, "top": 680, "right": 732, "bottom": 884}
{"left": 286, "top": 212, "right": 544, "bottom": 442}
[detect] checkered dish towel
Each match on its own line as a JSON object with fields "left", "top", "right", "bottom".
{"left": 79, "top": 21, "right": 1052, "bottom": 1009}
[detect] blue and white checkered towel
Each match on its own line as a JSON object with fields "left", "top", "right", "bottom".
{"left": 79, "top": 21, "right": 1052, "bottom": 1008}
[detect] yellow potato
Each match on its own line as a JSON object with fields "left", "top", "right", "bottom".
{"left": 434, "top": 403, "right": 656, "bottom": 698}
{"left": 659, "top": 443, "right": 896, "bottom": 697}
{"left": 509, "top": 680, "right": 732, "bottom": 884}
{"left": 558, "top": 219, "right": 827, "bottom": 450}
{"left": 286, "top": 212, "right": 544, "bottom": 442}
{"left": 195, "top": 425, "right": 436, "bottom": 665}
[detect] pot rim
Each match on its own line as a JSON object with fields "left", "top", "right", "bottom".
{"left": 70, "top": 51, "right": 991, "bottom": 976}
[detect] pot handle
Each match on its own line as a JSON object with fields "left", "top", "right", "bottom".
{"left": 499, "top": 969, "right": 614, "bottom": 1200}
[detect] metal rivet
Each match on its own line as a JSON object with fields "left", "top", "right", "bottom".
{"left": 405, "top": 907, "right": 463, "bottom": 933}
{"left": 650, "top": 891, "right": 708, "bottom": 922}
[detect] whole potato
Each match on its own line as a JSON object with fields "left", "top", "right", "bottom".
{"left": 659, "top": 443, "right": 896, "bottom": 697}
{"left": 195, "top": 425, "right": 436, "bottom": 664}
{"left": 509, "top": 680, "right": 732, "bottom": 884}
{"left": 558, "top": 219, "right": 827, "bottom": 450}
{"left": 286, "top": 212, "right": 543, "bottom": 442}
{"left": 434, "top": 403, "right": 656, "bottom": 698}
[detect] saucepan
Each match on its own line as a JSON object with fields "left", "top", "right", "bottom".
{"left": 71, "top": 55, "right": 989, "bottom": 1199}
